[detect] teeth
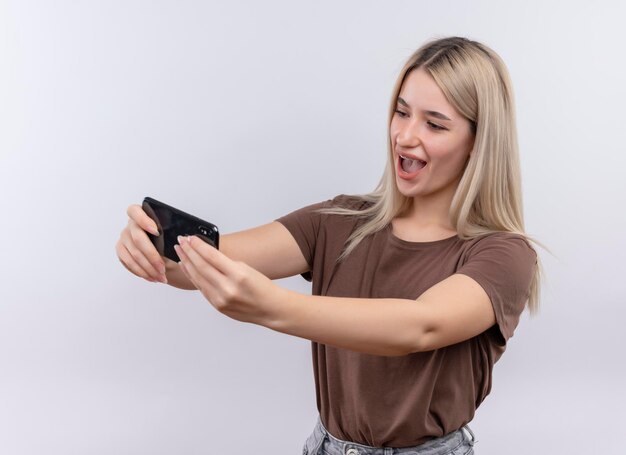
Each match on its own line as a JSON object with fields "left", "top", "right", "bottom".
{"left": 400, "top": 155, "right": 426, "bottom": 164}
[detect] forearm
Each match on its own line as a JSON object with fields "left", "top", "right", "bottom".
{"left": 163, "top": 225, "right": 306, "bottom": 290}
{"left": 267, "top": 289, "right": 430, "bottom": 356}
{"left": 172, "top": 235, "right": 493, "bottom": 353}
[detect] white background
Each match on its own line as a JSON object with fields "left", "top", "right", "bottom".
{"left": 1, "top": 1, "right": 625, "bottom": 453}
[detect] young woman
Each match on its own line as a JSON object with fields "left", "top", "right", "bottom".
{"left": 116, "top": 36, "right": 543, "bottom": 454}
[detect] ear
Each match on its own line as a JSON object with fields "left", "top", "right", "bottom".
{"left": 468, "top": 135, "right": 476, "bottom": 156}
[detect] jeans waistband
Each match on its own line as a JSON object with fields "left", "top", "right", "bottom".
{"left": 304, "top": 417, "right": 476, "bottom": 455}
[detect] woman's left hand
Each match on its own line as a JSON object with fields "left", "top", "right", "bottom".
{"left": 174, "top": 235, "right": 285, "bottom": 325}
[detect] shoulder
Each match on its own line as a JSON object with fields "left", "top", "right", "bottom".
{"left": 327, "top": 193, "right": 374, "bottom": 211}
{"left": 458, "top": 232, "right": 538, "bottom": 290}
{"left": 274, "top": 194, "right": 372, "bottom": 235}
{"left": 462, "top": 231, "right": 537, "bottom": 262}
{"left": 330, "top": 194, "right": 372, "bottom": 210}
{"left": 456, "top": 231, "right": 537, "bottom": 342}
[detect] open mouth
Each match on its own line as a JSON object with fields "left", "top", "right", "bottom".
{"left": 399, "top": 154, "right": 427, "bottom": 173}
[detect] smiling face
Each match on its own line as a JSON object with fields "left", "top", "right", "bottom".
{"left": 390, "top": 68, "right": 475, "bottom": 203}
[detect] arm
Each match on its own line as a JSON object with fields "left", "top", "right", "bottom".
{"left": 269, "top": 273, "right": 496, "bottom": 356}
{"left": 174, "top": 235, "right": 496, "bottom": 356}
{"left": 165, "top": 221, "right": 309, "bottom": 290}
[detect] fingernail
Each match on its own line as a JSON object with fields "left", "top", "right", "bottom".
{"left": 160, "top": 275, "right": 168, "bottom": 284}
{"left": 154, "top": 262, "right": 165, "bottom": 274}
{"left": 177, "top": 235, "right": 185, "bottom": 244}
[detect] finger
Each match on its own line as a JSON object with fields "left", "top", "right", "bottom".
{"left": 177, "top": 257, "right": 193, "bottom": 283}
{"left": 174, "top": 244, "right": 210, "bottom": 290}
{"left": 175, "top": 244, "right": 222, "bottom": 306}
{"left": 116, "top": 242, "right": 157, "bottom": 282}
{"left": 184, "top": 235, "right": 238, "bottom": 276}
{"left": 176, "top": 248, "right": 202, "bottom": 290}
{"left": 121, "top": 229, "right": 165, "bottom": 282}
{"left": 122, "top": 239, "right": 164, "bottom": 282}
{"left": 127, "top": 204, "right": 160, "bottom": 236}
{"left": 127, "top": 220, "right": 166, "bottom": 278}
{"left": 175, "top": 241, "right": 220, "bottom": 285}
{"left": 175, "top": 250, "right": 196, "bottom": 286}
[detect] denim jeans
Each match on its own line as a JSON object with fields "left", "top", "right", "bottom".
{"left": 302, "top": 417, "right": 476, "bottom": 455}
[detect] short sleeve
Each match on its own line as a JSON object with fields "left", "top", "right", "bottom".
{"left": 274, "top": 198, "right": 333, "bottom": 282}
{"left": 456, "top": 233, "right": 537, "bottom": 343}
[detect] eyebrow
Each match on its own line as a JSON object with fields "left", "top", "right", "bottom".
{"left": 397, "top": 97, "right": 452, "bottom": 122}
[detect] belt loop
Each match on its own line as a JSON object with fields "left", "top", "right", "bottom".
{"left": 461, "top": 425, "right": 476, "bottom": 446}
{"left": 308, "top": 416, "right": 327, "bottom": 454}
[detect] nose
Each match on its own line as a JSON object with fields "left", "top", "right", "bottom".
{"left": 395, "top": 120, "right": 422, "bottom": 148}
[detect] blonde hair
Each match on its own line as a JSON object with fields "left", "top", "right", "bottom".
{"left": 317, "top": 36, "right": 546, "bottom": 315}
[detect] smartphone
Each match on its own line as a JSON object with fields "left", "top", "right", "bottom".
{"left": 142, "top": 197, "right": 220, "bottom": 262}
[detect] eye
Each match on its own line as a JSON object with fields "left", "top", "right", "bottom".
{"left": 427, "top": 121, "right": 446, "bottom": 131}
{"left": 394, "top": 109, "right": 408, "bottom": 118}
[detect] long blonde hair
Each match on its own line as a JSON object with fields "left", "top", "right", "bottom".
{"left": 317, "top": 36, "right": 546, "bottom": 315}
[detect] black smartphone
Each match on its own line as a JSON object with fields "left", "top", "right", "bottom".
{"left": 142, "top": 197, "right": 220, "bottom": 262}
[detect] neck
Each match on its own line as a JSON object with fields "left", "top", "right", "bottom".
{"left": 400, "top": 186, "right": 456, "bottom": 232}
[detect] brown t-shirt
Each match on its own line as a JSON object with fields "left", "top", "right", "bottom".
{"left": 275, "top": 194, "right": 537, "bottom": 447}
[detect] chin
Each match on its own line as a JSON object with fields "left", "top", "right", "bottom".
{"left": 399, "top": 190, "right": 426, "bottom": 199}
{"left": 394, "top": 174, "right": 420, "bottom": 195}
{"left": 395, "top": 178, "right": 445, "bottom": 201}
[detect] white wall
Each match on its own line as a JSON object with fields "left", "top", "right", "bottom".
{"left": 1, "top": 0, "right": 625, "bottom": 453}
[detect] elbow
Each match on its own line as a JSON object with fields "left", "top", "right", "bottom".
{"left": 385, "top": 341, "right": 432, "bottom": 357}
{"left": 401, "top": 322, "right": 439, "bottom": 355}
{"left": 364, "top": 336, "right": 431, "bottom": 357}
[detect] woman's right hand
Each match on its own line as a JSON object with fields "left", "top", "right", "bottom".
{"left": 115, "top": 204, "right": 169, "bottom": 284}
